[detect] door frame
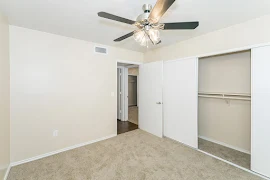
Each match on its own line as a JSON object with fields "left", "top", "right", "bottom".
{"left": 116, "top": 60, "right": 142, "bottom": 122}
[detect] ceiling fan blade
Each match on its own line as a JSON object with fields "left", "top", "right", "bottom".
{"left": 163, "top": 22, "right": 199, "bottom": 30}
{"left": 148, "top": 0, "right": 175, "bottom": 24}
{"left": 114, "top": 32, "right": 134, "bottom": 42}
{"left": 98, "top": 12, "right": 135, "bottom": 25}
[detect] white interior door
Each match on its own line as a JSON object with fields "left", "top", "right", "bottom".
{"left": 124, "top": 67, "right": 128, "bottom": 121}
{"left": 139, "top": 61, "right": 163, "bottom": 137}
{"left": 251, "top": 46, "right": 270, "bottom": 178}
{"left": 117, "top": 68, "right": 121, "bottom": 119}
{"left": 163, "top": 58, "right": 198, "bottom": 148}
{"left": 117, "top": 67, "right": 128, "bottom": 121}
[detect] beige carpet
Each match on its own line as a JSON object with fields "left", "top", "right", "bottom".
{"left": 8, "top": 130, "right": 263, "bottom": 180}
{"left": 199, "top": 138, "right": 251, "bottom": 169}
{"left": 128, "top": 106, "right": 138, "bottom": 125}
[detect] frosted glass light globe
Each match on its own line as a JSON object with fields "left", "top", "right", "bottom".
{"left": 148, "top": 29, "right": 160, "bottom": 44}
{"left": 133, "top": 30, "right": 145, "bottom": 42}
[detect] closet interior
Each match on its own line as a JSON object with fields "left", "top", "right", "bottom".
{"left": 198, "top": 50, "right": 251, "bottom": 169}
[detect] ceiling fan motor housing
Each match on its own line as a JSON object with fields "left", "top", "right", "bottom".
{"left": 136, "top": 4, "right": 152, "bottom": 22}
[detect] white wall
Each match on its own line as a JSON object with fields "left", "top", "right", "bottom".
{"left": 198, "top": 51, "right": 251, "bottom": 153}
{"left": 144, "top": 15, "right": 270, "bottom": 62}
{"left": 0, "top": 13, "right": 10, "bottom": 179}
{"left": 9, "top": 26, "right": 143, "bottom": 163}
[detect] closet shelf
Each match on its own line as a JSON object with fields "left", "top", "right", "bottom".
{"left": 198, "top": 92, "right": 251, "bottom": 101}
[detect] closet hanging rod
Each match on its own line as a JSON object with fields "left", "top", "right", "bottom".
{"left": 198, "top": 92, "right": 251, "bottom": 97}
{"left": 198, "top": 95, "right": 251, "bottom": 101}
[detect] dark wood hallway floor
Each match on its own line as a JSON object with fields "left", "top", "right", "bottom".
{"left": 117, "top": 120, "right": 138, "bottom": 134}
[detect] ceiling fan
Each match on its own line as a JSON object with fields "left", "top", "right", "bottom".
{"left": 98, "top": 0, "right": 199, "bottom": 47}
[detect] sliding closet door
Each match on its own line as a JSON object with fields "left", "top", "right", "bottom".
{"left": 251, "top": 46, "right": 270, "bottom": 178}
{"left": 139, "top": 61, "right": 163, "bottom": 138}
{"left": 164, "top": 58, "right": 198, "bottom": 148}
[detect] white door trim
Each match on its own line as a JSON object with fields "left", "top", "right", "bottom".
{"left": 117, "top": 60, "right": 143, "bottom": 65}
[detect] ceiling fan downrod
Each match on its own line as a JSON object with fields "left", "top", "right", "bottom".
{"left": 136, "top": 4, "right": 152, "bottom": 22}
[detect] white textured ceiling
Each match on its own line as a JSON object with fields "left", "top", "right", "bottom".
{"left": 0, "top": 0, "right": 270, "bottom": 52}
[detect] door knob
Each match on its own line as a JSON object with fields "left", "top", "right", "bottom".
{"left": 156, "top": 102, "right": 162, "bottom": 104}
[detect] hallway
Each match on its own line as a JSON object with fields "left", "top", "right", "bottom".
{"left": 128, "top": 106, "right": 138, "bottom": 125}
{"left": 117, "top": 120, "right": 138, "bottom": 135}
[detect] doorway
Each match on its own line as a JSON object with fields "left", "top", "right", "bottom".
{"left": 117, "top": 63, "right": 139, "bottom": 134}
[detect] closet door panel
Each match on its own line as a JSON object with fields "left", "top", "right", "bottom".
{"left": 251, "top": 46, "right": 270, "bottom": 178}
{"left": 164, "top": 58, "right": 198, "bottom": 148}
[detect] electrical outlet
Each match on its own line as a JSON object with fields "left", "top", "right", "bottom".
{"left": 53, "top": 130, "right": 58, "bottom": 137}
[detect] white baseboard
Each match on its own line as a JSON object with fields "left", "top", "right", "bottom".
{"left": 11, "top": 134, "right": 117, "bottom": 167}
{"left": 199, "top": 135, "right": 250, "bottom": 154}
{"left": 3, "top": 165, "right": 11, "bottom": 180}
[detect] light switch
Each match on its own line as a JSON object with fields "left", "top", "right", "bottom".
{"left": 111, "top": 92, "right": 115, "bottom": 97}
{"left": 53, "top": 130, "right": 58, "bottom": 137}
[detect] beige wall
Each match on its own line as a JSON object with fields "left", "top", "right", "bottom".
{"left": 128, "top": 67, "right": 139, "bottom": 76}
{"left": 9, "top": 26, "right": 143, "bottom": 162}
{"left": 198, "top": 51, "right": 251, "bottom": 152}
{"left": 0, "top": 14, "right": 10, "bottom": 178}
{"left": 144, "top": 15, "right": 270, "bottom": 62}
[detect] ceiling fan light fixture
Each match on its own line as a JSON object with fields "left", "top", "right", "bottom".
{"left": 140, "top": 35, "right": 149, "bottom": 47}
{"left": 133, "top": 28, "right": 161, "bottom": 47}
{"left": 148, "top": 28, "right": 160, "bottom": 44}
{"left": 134, "top": 30, "right": 149, "bottom": 47}
{"left": 133, "top": 30, "right": 145, "bottom": 43}
{"left": 98, "top": 1, "right": 199, "bottom": 47}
